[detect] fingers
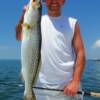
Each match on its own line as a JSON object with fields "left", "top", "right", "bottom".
{"left": 64, "top": 86, "right": 77, "bottom": 96}
{"left": 63, "top": 81, "right": 79, "bottom": 96}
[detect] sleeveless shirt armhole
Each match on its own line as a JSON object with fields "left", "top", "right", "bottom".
{"left": 69, "top": 17, "right": 78, "bottom": 40}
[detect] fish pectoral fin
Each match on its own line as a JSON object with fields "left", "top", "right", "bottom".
{"left": 22, "top": 23, "right": 32, "bottom": 29}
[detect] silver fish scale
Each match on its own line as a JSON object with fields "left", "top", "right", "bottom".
{"left": 21, "top": 0, "right": 42, "bottom": 100}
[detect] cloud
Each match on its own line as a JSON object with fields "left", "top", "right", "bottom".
{"left": 93, "top": 39, "right": 100, "bottom": 48}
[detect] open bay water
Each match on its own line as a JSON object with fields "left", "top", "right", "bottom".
{"left": 0, "top": 60, "right": 100, "bottom": 100}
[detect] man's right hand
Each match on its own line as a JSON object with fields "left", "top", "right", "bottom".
{"left": 15, "top": 5, "right": 27, "bottom": 41}
{"left": 15, "top": 22, "right": 22, "bottom": 41}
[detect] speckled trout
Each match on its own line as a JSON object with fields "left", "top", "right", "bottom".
{"left": 21, "top": 0, "right": 41, "bottom": 100}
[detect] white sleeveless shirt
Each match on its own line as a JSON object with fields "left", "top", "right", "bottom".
{"left": 37, "top": 15, "right": 77, "bottom": 85}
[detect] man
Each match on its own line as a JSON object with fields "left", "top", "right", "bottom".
{"left": 16, "top": 0, "right": 85, "bottom": 99}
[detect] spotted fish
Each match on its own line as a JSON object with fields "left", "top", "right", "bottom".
{"left": 21, "top": 0, "right": 41, "bottom": 100}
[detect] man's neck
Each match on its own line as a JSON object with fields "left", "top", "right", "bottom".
{"left": 47, "top": 10, "right": 61, "bottom": 17}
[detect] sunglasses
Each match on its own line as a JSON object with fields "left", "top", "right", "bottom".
{"left": 42, "top": 0, "right": 65, "bottom": 6}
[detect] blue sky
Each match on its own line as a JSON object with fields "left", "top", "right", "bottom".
{"left": 0, "top": 0, "right": 100, "bottom": 59}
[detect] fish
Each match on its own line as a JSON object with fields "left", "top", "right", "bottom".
{"left": 21, "top": 0, "right": 42, "bottom": 100}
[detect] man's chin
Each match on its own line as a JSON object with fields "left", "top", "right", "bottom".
{"left": 50, "top": 7, "right": 60, "bottom": 11}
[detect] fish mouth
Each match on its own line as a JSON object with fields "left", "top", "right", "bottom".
{"left": 31, "top": 0, "right": 41, "bottom": 9}
{"left": 33, "top": 0, "right": 40, "bottom": 2}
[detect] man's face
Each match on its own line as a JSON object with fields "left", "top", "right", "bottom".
{"left": 44, "top": 0, "right": 65, "bottom": 11}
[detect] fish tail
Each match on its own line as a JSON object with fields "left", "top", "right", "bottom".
{"left": 23, "top": 92, "right": 36, "bottom": 100}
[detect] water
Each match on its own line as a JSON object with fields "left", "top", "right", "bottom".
{"left": 0, "top": 60, "right": 100, "bottom": 100}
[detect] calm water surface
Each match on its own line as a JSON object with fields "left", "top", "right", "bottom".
{"left": 0, "top": 60, "right": 100, "bottom": 100}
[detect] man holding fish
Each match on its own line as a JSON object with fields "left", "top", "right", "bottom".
{"left": 16, "top": 0, "right": 85, "bottom": 100}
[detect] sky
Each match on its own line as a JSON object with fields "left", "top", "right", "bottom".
{"left": 0, "top": 0, "right": 100, "bottom": 60}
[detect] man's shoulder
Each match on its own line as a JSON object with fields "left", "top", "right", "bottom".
{"left": 67, "top": 16, "right": 78, "bottom": 26}
{"left": 60, "top": 15, "right": 77, "bottom": 22}
{"left": 69, "top": 17, "right": 77, "bottom": 22}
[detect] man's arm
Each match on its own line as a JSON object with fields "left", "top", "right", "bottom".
{"left": 15, "top": 6, "right": 27, "bottom": 41}
{"left": 64, "top": 23, "right": 85, "bottom": 96}
{"left": 72, "top": 23, "right": 85, "bottom": 84}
